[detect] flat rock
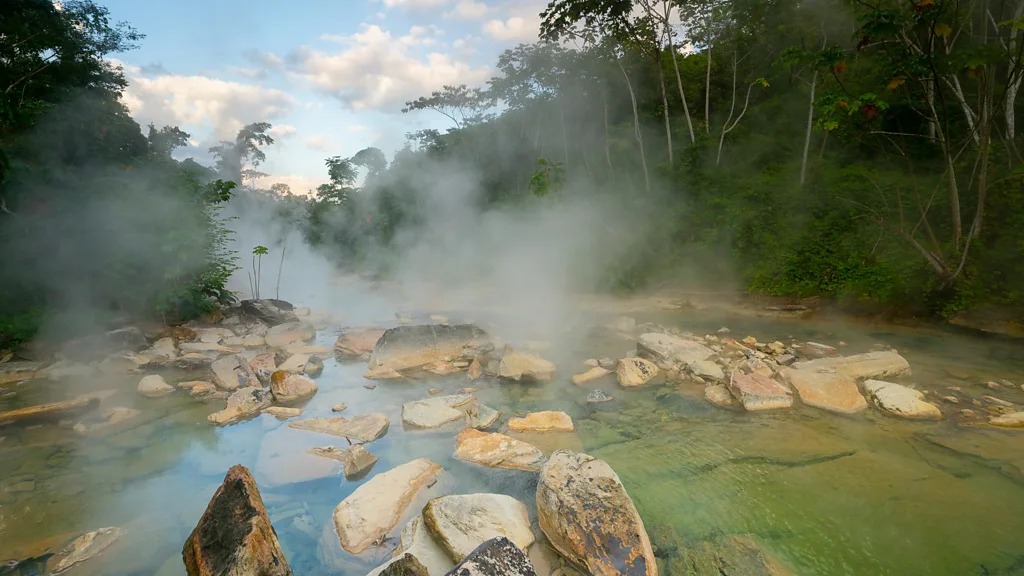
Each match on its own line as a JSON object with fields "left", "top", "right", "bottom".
{"left": 617, "top": 358, "right": 659, "bottom": 387}
{"left": 208, "top": 386, "right": 273, "bottom": 426}
{"left": 507, "top": 411, "right": 574, "bottom": 433}
{"left": 269, "top": 370, "right": 318, "bottom": 404}
{"left": 333, "top": 458, "right": 442, "bottom": 554}
{"left": 571, "top": 366, "right": 611, "bottom": 385}
{"left": 536, "top": 450, "right": 656, "bottom": 576}
{"left": 688, "top": 360, "right": 724, "bottom": 381}
{"left": 791, "top": 351, "right": 911, "bottom": 380}
{"left": 0, "top": 396, "right": 99, "bottom": 426}
{"left": 48, "top": 526, "right": 124, "bottom": 574}
{"left": 138, "top": 374, "right": 174, "bottom": 398}
{"left": 727, "top": 372, "right": 792, "bottom": 411}
{"left": 638, "top": 333, "right": 714, "bottom": 365}
{"left": 454, "top": 428, "right": 545, "bottom": 472}
{"left": 587, "top": 389, "right": 614, "bottom": 404}
{"left": 423, "top": 494, "right": 535, "bottom": 563}
{"left": 277, "top": 353, "right": 311, "bottom": 373}
{"left": 264, "top": 322, "right": 316, "bottom": 349}
{"left": 309, "top": 444, "right": 378, "bottom": 479}
{"left": 255, "top": 428, "right": 340, "bottom": 487}
{"left": 366, "top": 324, "right": 491, "bottom": 378}
{"left": 73, "top": 406, "right": 140, "bottom": 434}
{"left": 211, "top": 355, "right": 261, "bottom": 391}
{"left": 704, "top": 384, "right": 734, "bottom": 407}
{"left": 466, "top": 404, "right": 501, "bottom": 430}
{"left": 497, "top": 348, "right": 556, "bottom": 382}
{"left": 863, "top": 380, "right": 942, "bottom": 419}
{"left": 290, "top": 413, "right": 390, "bottom": 443}
{"left": 782, "top": 369, "right": 867, "bottom": 414}
{"left": 263, "top": 406, "right": 302, "bottom": 419}
{"left": 334, "top": 328, "right": 387, "bottom": 357}
{"left": 182, "top": 464, "right": 292, "bottom": 575}
{"left": 403, "top": 395, "right": 476, "bottom": 429}
{"left": 441, "top": 536, "right": 537, "bottom": 576}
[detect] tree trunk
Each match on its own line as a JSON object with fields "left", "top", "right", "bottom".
{"left": 800, "top": 70, "right": 817, "bottom": 186}
{"left": 603, "top": 87, "right": 613, "bottom": 172}
{"left": 619, "top": 61, "right": 651, "bottom": 194}
{"left": 659, "top": 68, "right": 674, "bottom": 164}
{"left": 664, "top": 1, "right": 696, "bottom": 144}
{"left": 704, "top": 6, "right": 713, "bottom": 133}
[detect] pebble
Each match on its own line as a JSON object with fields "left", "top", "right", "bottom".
{"left": 428, "top": 388, "right": 444, "bottom": 395}
{"left": 363, "top": 383, "right": 377, "bottom": 390}
{"left": 332, "top": 403, "right": 348, "bottom": 412}
{"left": 587, "top": 390, "right": 614, "bottom": 404}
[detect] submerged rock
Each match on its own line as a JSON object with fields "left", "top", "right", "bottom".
{"left": 269, "top": 370, "right": 318, "bottom": 404}
{"left": 182, "top": 464, "right": 292, "bottom": 576}
{"left": 507, "top": 411, "right": 574, "bottom": 433}
{"left": 442, "top": 536, "right": 537, "bottom": 576}
{"left": 571, "top": 366, "right": 611, "bottom": 385}
{"left": 290, "top": 413, "right": 390, "bottom": 443}
{"left": 333, "top": 458, "right": 442, "bottom": 554}
{"left": 536, "top": 450, "right": 657, "bottom": 576}
{"left": 617, "top": 358, "right": 659, "bottom": 387}
{"left": 781, "top": 369, "right": 867, "bottom": 414}
{"left": 211, "top": 355, "right": 261, "bottom": 391}
{"left": 727, "top": 372, "right": 793, "bottom": 411}
{"left": 0, "top": 396, "right": 99, "bottom": 426}
{"left": 73, "top": 406, "right": 141, "bottom": 434}
{"left": 704, "top": 384, "right": 735, "bottom": 408}
{"left": 863, "top": 380, "right": 941, "bottom": 419}
{"left": 366, "top": 324, "right": 491, "bottom": 378}
{"left": 263, "top": 406, "right": 302, "bottom": 419}
{"left": 675, "top": 534, "right": 793, "bottom": 576}
{"left": 208, "top": 387, "right": 273, "bottom": 426}
{"left": 497, "top": 347, "right": 556, "bottom": 382}
{"left": 423, "top": 494, "right": 535, "bottom": 563}
{"left": 403, "top": 395, "right": 476, "bottom": 429}
{"left": 48, "top": 526, "right": 124, "bottom": 575}
{"left": 587, "top": 389, "right": 614, "bottom": 404}
{"left": 454, "top": 428, "right": 545, "bottom": 472}
{"left": 0, "top": 361, "right": 47, "bottom": 385}
{"left": 138, "top": 374, "right": 175, "bottom": 398}
{"left": 309, "top": 444, "right": 378, "bottom": 479}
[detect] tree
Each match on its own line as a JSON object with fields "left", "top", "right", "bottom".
{"left": 402, "top": 84, "right": 492, "bottom": 130}
{"left": 209, "top": 122, "right": 275, "bottom": 185}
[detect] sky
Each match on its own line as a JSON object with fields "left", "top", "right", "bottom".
{"left": 102, "top": 0, "right": 548, "bottom": 195}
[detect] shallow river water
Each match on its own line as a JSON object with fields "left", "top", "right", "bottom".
{"left": 2, "top": 291, "right": 1024, "bottom": 576}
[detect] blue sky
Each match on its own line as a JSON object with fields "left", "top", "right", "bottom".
{"left": 102, "top": 0, "right": 546, "bottom": 194}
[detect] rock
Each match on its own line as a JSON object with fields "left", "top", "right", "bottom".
{"left": 983, "top": 395, "right": 1014, "bottom": 408}
{"left": 775, "top": 354, "right": 796, "bottom": 366}
{"left": 309, "top": 444, "right": 378, "bottom": 479}
{"left": 727, "top": 371, "right": 793, "bottom": 411}
{"left": 195, "top": 328, "right": 233, "bottom": 344}
{"left": 442, "top": 536, "right": 537, "bottom": 576}
{"left": 704, "top": 384, "right": 734, "bottom": 407}
{"left": 688, "top": 360, "right": 724, "bottom": 381}
{"left": 304, "top": 355, "right": 325, "bottom": 378}
{"left": 73, "top": 406, "right": 140, "bottom": 434}
{"left": 1, "top": 361, "right": 47, "bottom": 385}
{"left": 597, "top": 358, "right": 616, "bottom": 369}
{"left": 180, "top": 342, "right": 241, "bottom": 354}
{"left": 182, "top": 464, "right": 292, "bottom": 576}
{"left": 498, "top": 347, "right": 556, "bottom": 382}
{"left": 277, "top": 353, "right": 310, "bottom": 373}
{"left": 289, "top": 413, "right": 390, "bottom": 443}
{"left": 377, "top": 553, "right": 430, "bottom": 575}
{"left": 263, "top": 406, "right": 302, "bottom": 419}
{"left": 454, "top": 428, "right": 545, "bottom": 472}
{"left": 48, "top": 526, "right": 124, "bottom": 574}
{"left": 176, "top": 352, "right": 219, "bottom": 370}
{"left": 60, "top": 327, "right": 147, "bottom": 361}
{"left": 211, "top": 355, "right": 261, "bottom": 391}
{"left": 536, "top": 451, "right": 656, "bottom": 576}
{"left": 583, "top": 359, "right": 599, "bottom": 368}
{"left": 781, "top": 369, "right": 867, "bottom": 414}
{"left": 403, "top": 395, "right": 476, "bottom": 429}
{"left": 791, "top": 351, "right": 911, "bottom": 380}
{"left": 332, "top": 403, "right": 348, "bottom": 412}
{"left": 242, "top": 334, "right": 265, "bottom": 347}
{"left": 208, "top": 386, "right": 273, "bottom": 426}
{"left": 240, "top": 298, "right": 298, "bottom": 326}
{"left": 609, "top": 316, "right": 636, "bottom": 333}
{"left": 190, "top": 383, "right": 218, "bottom": 397}
{"left": 366, "top": 324, "right": 491, "bottom": 378}
{"left": 862, "top": 380, "right": 942, "bottom": 419}
{"left": 264, "top": 322, "right": 315, "bottom": 349}
{"left": 0, "top": 396, "right": 99, "bottom": 426}
{"left": 466, "top": 404, "right": 501, "bottom": 430}
{"left": 423, "top": 494, "right": 535, "bottom": 563}
{"left": 333, "top": 458, "right": 442, "bottom": 554}
{"left": 794, "top": 341, "right": 837, "bottom": 359}
{"left": 250, "top": 353, "right": 279, "bottom": 383}
{"left": 269, "top": 370, "right": 318, "bottom": 404}
{"left": 990, "top": 412, "right": 1024, "bottom": 428}
{"left": 571, "top": 366, "right": 611, "bottom": 385}
{"left": 508, "top": 411, "right": 574, "bottom": 433}
{"left": 284, "top": 343, "right": 332, "bottom": 356}
{"left": 638, "top": 333, "right": 714, "bottom": 365}
{"left": 676, "top": 534, "right": 793, "bottom": 576}
{"left": 427, "top": 361, "right": 463, "bottom": 376}
{"left": 467, "top": 358, "right": 484, "bottom": 381}
{"left": 138, "top": 374, "right": 175, "bottom": 398}
{"left": 365, "top": 383, "right": 379, "bottom": 389}
{"left": 368, "top": 515, "right": 454, "bottom": 576}
{"left": 616, "top": 358, "right": 659, "bottom": 387}
{"left": 586, "top": 389, "right": 614, "bottom": 404}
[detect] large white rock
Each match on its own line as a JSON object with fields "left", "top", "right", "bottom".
{"left": 333, "top": 458, "right": 442, "bottom": 554}
{"left": 782, "top": 368, "right": 867, "bottom": 414}
{"left": 638, "top": 333, "right": 714, "bottom": 365}
{"left": 422, "top": 494, "right": 535, "bottom": 563}
{"left": 402, "top": 395, "right": 476, "bottom": 429}
{"left": 138, "top": 374, "right": 174, "bottom": 398}
{"left": 863, "top": 380, "right": 941, "bottom": 419}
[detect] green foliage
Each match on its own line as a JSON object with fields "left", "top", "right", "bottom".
{"left": 528, "top": 157, "right": 565, "bottom": 197}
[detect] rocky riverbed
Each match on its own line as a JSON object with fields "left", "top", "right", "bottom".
{"left": 1, "top": 292, "right": 1023, "bottom": 575}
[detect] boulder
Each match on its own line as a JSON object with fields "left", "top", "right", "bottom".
{"left": 454, "top": 428, "right": 545, "bottom": 472}
{"left": 536, "top": 450, "right": 656, "bottom": 576}
{"left": 441, "top": 536, "right": 537, "bottom": 576}
{"left": 333, "top": 458, "right": 442, "bottom": 554}
{"left": 791, "top": 351, "right": 911, "bottom": 380}
{"left": 182, "top": 464, "right": 292, "bottom": 575}
{"left": 781, "top": 369, "right": 867, "bottom": 414}
{"left": 571, "top": 366, "right": 611, "bottom": 385}
{"left": 497, "top": 347, "right": 556, "bottom": 382}
{"left": 138, "top": 374, "right": 175, "bottom": 398}
{"left": 366, "top": 324, "right": 491, "bottom": 378}
{"left": 277, "top": 353, "right": 310, "bottom": 373}
{"left": 289, "top": 413, "right": 390, "bottom": 443}
{"left": 862, "top": 380, "right": 942, "bottom": 419}
{"left": 403, "top": 395, "right": 476, "bottom": 429}
{"left": 376, "top": 554, "right": 429, "bottom": 576}
{"left": 334, "top": 329, "right": 388, "bottom": 358}
{"left": 240, "top": 299, "right": 298, "bottom": 326}
{"left": 368, "top": 515, "right": 453, "bottom": 576}
{"left": 637, "top": 333, "right": 714, "bottom": 365}
{"left": 264, "top": 322, "right": 315, "bottom": 349}
{"left": 250, "top": 353, "right": 279, "bottom": 383}
{"left": 263, "top": 406, "right": 302, "bottom": 419}
{"left": 48, "top": 526, "right": 124, "bottom": 574}
{"left": 727, "top": 372, "right": 793, "bottom": 411}
{"left": 704, "top": 384, "right": 734, "bottom": 408}
{"left": 211, "top": 355, "right": 260, "bottom": 391}
{"left": 990, "top": 411, "right": 1024, "bottom": 428}
{"left": 0, "top": 396, "right": 99, "bottom": 426}
{"left": 208, "top": 387, "right": 273, "bottom": 426}
{"left": 269, "top": 370, "right": 318, "bottom": 404}
{"left": 304, "top": 355, "right": 325, "bottom": 378}
{"left": 507, "top": 411, "right": 574, "bottom": 433}
{"left": 466, "top": 404, "right": 501, "bottom": 430}
{"left": 309, "top": 444, "right": 378, "bottom": 479}
{"left": 423, "top": 494, "right": 535, "bottom": 563}
{"left": 688, "top": 360, "right": 724, "bottom": 381}
{"left": 616, "top": 358, "right": 659, "bottom": 387}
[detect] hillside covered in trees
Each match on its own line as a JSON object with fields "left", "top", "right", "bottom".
{"left": 2, "top": 0, "right": 1022, "bottom": 348}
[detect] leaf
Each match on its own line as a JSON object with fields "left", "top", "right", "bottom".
{"left": 886, "top": 77, "right": 906, "bottom": 90}
{"left": 933, "top": 23, "right": 952, "bottom": 38}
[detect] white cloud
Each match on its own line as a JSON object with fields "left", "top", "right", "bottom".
{"left": 284, "top": 24, "right": 490, "bottom": 111}
{"left": 254, "top": 173, "right": 326, "bottom": 197}
{"left": 381, "top": 0, "right": 450, "bottom": 8}
{"left": 483, "top": 14, "right": 541, "bottom": 41}
{"left": 269, "top": 124, "right": 297, "bottom": 138}
{"left": 305, "top": 135, "right": 330, "bottom": 150}
{"left": 447, "top": 0, "right": 488, "bottom": 19}
{"left": 347, "top": 124, "right": 369, "bottom": 133}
